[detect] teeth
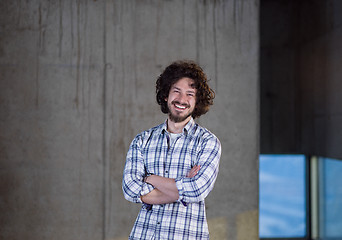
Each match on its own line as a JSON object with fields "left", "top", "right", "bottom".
{"left": 175, "top": 104, "right": 186, "bottom": 109}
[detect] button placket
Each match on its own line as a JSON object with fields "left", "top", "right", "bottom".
{"left": 155, "top": 210, "right": 163, "bottom": 239}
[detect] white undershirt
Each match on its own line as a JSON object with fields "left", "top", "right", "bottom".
{"left": 168, "top": 132, "right": 182, "bottom": 147}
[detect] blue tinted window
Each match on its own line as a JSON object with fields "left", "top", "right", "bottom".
{"left": 259, "top": 154, "right": 306, "bottom": 238}
{"left": 319, "top": 157, "right": 342, "bottom": 238}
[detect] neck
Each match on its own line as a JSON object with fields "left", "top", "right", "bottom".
{"left": 167, "top": 116, "right": 191, "bottom": 133}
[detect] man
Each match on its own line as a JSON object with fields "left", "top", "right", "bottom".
{"left": 122, "top": 60, "right": 221, "bottom": 240}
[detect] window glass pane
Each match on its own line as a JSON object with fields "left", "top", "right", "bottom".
{"left": 259, "top": 154, "right": 306, "bottom": 238}
{"left": 319, "top": 157, "right": 342, "bottom": 238}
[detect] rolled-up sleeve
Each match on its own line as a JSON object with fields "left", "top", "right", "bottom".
{"left": 175, "top": 136, "right": 221, "bottom": 204}
{"left": 122, "top": 136, "right": 155, "bottom": 203}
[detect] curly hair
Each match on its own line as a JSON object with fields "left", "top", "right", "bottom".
{"left": 156, "top": 60, "right": 215, "bottom": 119}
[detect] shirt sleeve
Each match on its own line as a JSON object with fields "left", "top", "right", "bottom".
{"left": 122, "top": 135, "right": 155, "bottom": 203}
{"left": 175, "top": 135, "right": 221, "bottom": 204}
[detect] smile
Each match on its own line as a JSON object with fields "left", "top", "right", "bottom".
{"left": 175, "top": 104, "right": 186, "bottom": 110}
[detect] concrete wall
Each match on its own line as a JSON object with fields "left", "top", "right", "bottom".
{"left": 260, "top": 0, "right": 342, "bottom": 159}
{"left": 0, "top": 1, "right": 259, "bottom": 239}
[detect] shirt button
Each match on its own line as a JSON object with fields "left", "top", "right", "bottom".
{"left": 165, "top": 171, "right": 168, "bottom": 173}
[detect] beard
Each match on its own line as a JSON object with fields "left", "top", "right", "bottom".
{"left": 167, "top": 101, "right": 193, "bottom": 123}
{"left": 168, "top": 112, "right": 192, "bottom": 123}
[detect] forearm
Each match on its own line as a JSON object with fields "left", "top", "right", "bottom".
{"left": 141, "top": 188, "right": 178, "bottom": 204}
{"left": 145, "top": 175, "right": 179, "bottom": 200}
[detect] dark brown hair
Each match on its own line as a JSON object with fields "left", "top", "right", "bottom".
{"left": 156, "top": 60, "right": 215, "bottom": 119}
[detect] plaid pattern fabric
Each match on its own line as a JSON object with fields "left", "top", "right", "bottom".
{"left": 122, "top": 118, "right": 221, "bottom": 240}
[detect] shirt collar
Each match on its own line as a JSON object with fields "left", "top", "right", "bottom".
{"left": 183, "top": 117, "right": 194, "bottom": 135}
{"left": 161, "top": 117, "right": 194, "bottom": 135}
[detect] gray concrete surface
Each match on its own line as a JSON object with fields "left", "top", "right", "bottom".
{"left": 0, "top": 1, "right": 259, "bottom": 239}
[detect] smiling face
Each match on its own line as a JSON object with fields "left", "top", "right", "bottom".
{"left": 166, "top": 77, "right": 197, "bottom": 124}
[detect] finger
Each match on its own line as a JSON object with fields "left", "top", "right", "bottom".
{"left": 187, "top": 170, "right": 195, "bottom": 178}
{"left": 188, "top": 166, "right": 200, "bottom": 178}
{"left": 187, "top": 168, "right": 196, "bottom": 178}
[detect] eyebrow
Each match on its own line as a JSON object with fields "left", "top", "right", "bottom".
{"left": 172, "top": 86, "right": 196, "bottom": 93}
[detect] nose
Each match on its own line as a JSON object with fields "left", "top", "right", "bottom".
{"left": 177, "top": 93, "right": 188, "bottom": 103}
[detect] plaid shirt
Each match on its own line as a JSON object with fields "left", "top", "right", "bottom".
{"left": 122, "top": 118, "right": 221, "bottom": 240}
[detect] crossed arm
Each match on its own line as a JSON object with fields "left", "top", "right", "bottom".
{"left": 141, "top": 165, "right": 201, "bottom": 205}
{"left": 123, "top": 135, "right": 221, "bottom": 205}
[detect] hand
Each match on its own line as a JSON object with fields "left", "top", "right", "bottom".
{"left": 186, "top": 165, "right": 201, "bottom": 178}
{"left": 144, "top": 176, "right": 149, "bottom": 183}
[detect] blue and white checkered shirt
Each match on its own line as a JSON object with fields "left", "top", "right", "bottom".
{"left": 122, "top": 118, "right": 221, "bottom": 240}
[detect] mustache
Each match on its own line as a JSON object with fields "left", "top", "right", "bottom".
{"left": 171, "top": 100, "right": 190, "bottom": 108}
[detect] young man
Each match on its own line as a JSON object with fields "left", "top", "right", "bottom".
{"left": 122, "top": 60, "right": 221, "bottom": 240}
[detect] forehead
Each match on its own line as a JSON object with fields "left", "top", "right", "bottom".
{"left": 172, "top": 77, "right": 196, "bottom": 90}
